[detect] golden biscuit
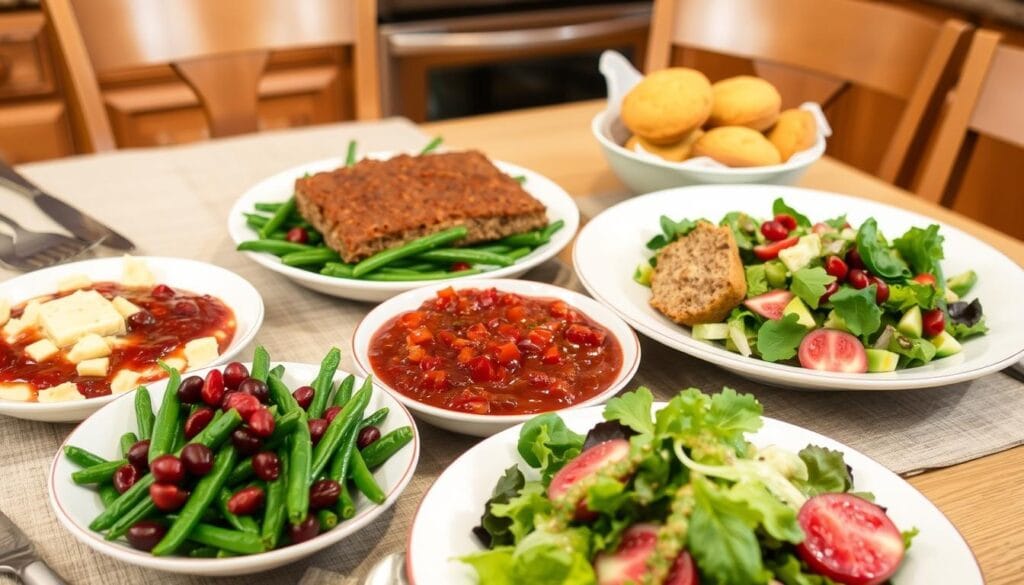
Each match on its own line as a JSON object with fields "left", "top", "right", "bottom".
{"left": 709, "top": 76, "right": 782, "bottom": 131}
{"left": 768, "top": 108, "right": 817, "bottom": 161}
{"left": 621, "top": 68, "right": 713, "bottom": 145}
{"left": 625, "top": 129, "right": 704, "bottom": 162}
{"left": 692, "top": 126, "right": 782, "bottom": 167}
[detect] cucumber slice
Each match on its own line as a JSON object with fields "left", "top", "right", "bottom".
{"left": 865, "top": 348, "right": 900, "bottom": 372}
{"left": 633, "top": 262, "right": 653, "bottom": 286}
{"left": 783, "top": 297, "right": 816, "bottom": 329}
{"left": 823, "top": 310, "right": 850, "bottom": 332}
{"left": 693, "top": 323, "right": 730, "bottom": 341}
{"left": 897, "top": 306, "right": 923, "bottom": 338}
{"left": 765, "top": 261, "right": 788, "bottom": 289}
{"left": 931, "top": 330, "right": 963, "bottom": 358}
{"left": 728, "top": 320, "right": 753, "bottom": 357}
{"left": 947, "top": 270, "right": 977, "bottom": 297}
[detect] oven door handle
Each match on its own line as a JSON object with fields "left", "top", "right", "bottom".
{"left": 386, "top": 14, "right": 650, "bottom": 56}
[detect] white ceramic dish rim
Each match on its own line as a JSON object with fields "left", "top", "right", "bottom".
{"left": 591, "top": 108, "right": 827, "bottom": 176}
{"left": 404, "top": 403, "right": 982, "bottom": 585}
{"left": 572, "top": 185, "right": 1024, "bottom": 390}
{"left": 226, "top": 153, "right": 580, "bottom": 294}
{"left": 47, "top": 362, "right": 420, "bottom": 574}
{"left": 0, "top": 256, "right": 264, "bottom": 416}
{"left": 350, "top": 278, "right": 642, "bottom": 425}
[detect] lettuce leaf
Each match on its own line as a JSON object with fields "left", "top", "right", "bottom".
{"left": 517, "top": 413, "right": 584, "bottom": 484}
{"left": 756, "top": 314, "right": 808, "bottom": 362}
{"left": 603, "top": 386, "right": 655, "bottom": 435}
{"left": 829, "top": 285, "right": 883, "bottom": 336}
{"left": 772, "top": 198, "right": 811, "bottom": 228}
{"left": 767, "top": 553, "right": 840, "bottom": 585}
{"left": 655, "top": 388, "right": 762, "bottom": 461}
{"left": 462, "top": 526, "right": 596, "bottom": 585}
{"left": 793, "top": 445, "right": 852, "bottom": 496}
{"left": 791, "top": 267, "right": 835, "bottom": 309}
{"left": 893, "top": 224, "right": 945, "bottom": 281}
{"left": 473, "top": 466, "right": 527, "bottom": 548}
{"left": 721, "top": 211, "right": 760, "bottom": 250}
{"left": 745, "top": 264, "right": 770, "bottom": 298}
{"left": 884, "top": 282, "right": 938, "bottom": 311}
{"left": 728, "top": 481, "right": 804, "bottom": 543}
{"left": 687, "top": 476, "right": 773, "bottom": 585}
{"left": 855, "top": 219, "right": 909, "bottom": 279}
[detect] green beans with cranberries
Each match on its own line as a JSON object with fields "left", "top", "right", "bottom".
{"left": 281, "top": 248, "right": 340, "bottom": 267}
{"left": 331, "top": 374, "right": 356, "bottom": 407}
{"left": 258, "top": 196, "right": 295, "bottom": 239}
{"left": 72, "top": 459, "right": 127, "bottom": 485}
{"left": 310, "top": 378, "right": 371, "bottom": 480}
{"left": 237, "top": 239, "right": 313, "bottom": 256}
{"left": 188, "top": 522, "right": 265, "bottom": 555}
{"left": 350, "top": 449, "right": 385, "bottom": 504}
{"left": 148, "top": 368, "right": 182, "bottom": 463}
{"left": 414, "top": 248, "right": 514, "bottom": 267}
{"left": 352, "top": 226, "right": 468, "bottom": 277}
{"left": 251, "top": 346, "right": 271, "bottom": 382}
{"left": 262, "top": 452, "right": 288, "bottom": 549}
{"left": 307, "top": 347, "right": 341, "bottom": 419}
{"left": 286, "top": 412, "right": 313, "bottom": 524}
{"left": 362, "top": 269, "right": 481, "bottom": 282}
{"left": 134, "top": 386, "right": 154, "bottom": 441}
{"left": 360, "top": 407, "right": 389, "bottom": 430}
{"left": 361, "top": 426, "right": 415, "bottom": 469}
{"left": 119, "top": 433, "right": 138, "bottom": 457}
{"left": 63, "top": 446, "right": 107, "bottom": 468}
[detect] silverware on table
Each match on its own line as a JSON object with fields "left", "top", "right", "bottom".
{"left": 0, "top": 509, "right": 68, "bottom": 585}
{"left": 0, "top": 213, "right": 101, "bottom": 271}
{"left": 363, "top": 552, "right": 407, "bottom": 585}
{"left": 0, "top": 162, "right": 135, "bottom": 251}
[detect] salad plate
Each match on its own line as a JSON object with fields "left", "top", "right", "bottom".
{"left": 407, "top": 390, "right": 982, "bottom": 584}
{"left": 573, "top": 185, "right": 1024, "bottom": 390}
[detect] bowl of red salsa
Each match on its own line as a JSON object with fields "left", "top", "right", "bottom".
{"left": 352, "top": 279, "right": 640, "bottom": 436}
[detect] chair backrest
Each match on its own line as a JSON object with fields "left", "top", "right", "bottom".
{"left": 646, "top": 0, "right": 970, "bottom": 185}
{"left": 43, "top": 0, "right": 380, "bottom": 152}
{"left": 916, "top": 30, "right": 1023, "bottom": 206}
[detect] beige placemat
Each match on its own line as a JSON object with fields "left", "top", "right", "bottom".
{"left": 1, "top": 117, "right": 1022, "bottom": 584}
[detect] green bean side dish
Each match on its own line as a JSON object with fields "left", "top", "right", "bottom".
{"left": 63, "top": 347, "right": 414, "bottom": 557}
{"left": 237, "top": 138, "right": 563, "bottom": 281}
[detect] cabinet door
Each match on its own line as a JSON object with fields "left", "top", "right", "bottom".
{"left": 0, "top": 101, "right": 75, "bottom": 163}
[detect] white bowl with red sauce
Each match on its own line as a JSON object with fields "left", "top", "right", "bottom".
{"left": 351, "top": 279, "right": 641, "bottom": 436}
{"left": 0, "top": 257, "right": 264, "bottom": 422}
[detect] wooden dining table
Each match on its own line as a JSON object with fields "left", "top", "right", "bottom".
{"left": 424, "top": 100, "right": 1024, "bottom": 584}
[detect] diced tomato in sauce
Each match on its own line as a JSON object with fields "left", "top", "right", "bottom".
{"left": 368, "top": 288, "right": 623, "bottom": 415}
{"left": 0, "top": 282, "right": 235, "bottom": 400}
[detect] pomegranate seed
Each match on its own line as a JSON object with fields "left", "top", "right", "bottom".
{"left": 149, "top": 483, "right": 188, "bottom": 511}
{"left": 183, "top": 407, "right": 214, "bottom": 439}
{"left": 847, "top": 269, "right": 870, "bottom": 289}
{"left": 223, "top": 362, "right": 249, "bottom": 390}
{"left": 357, "top": 426, "right": 381, "bottom": 450}
{"left": 309, "top": 479, "right": 341, "bottom": 509}
{"left": 150, "top": 455, "right": 185, "bottom": 485}
{"left": 288, "top": 516, "right": 320, "bottom": 544}
{"left": 126, "top": 310, "right": 157, "bottom": 331}
{"left": 113, "top": 464, "right": 139, "bottom": 494}
{"left": 247, "top": 408, "right": 276, "bottom": 438}
{"left": 923, "top": 309, "right": 946, "bottom": 337}
{"left": 252, "top": 451, "right": 280, "bottom": 481}
{"left": 774, "top": 213, "right": 798, "bottom": 231}
{"left": 237, "top": 378, "right": 270, "bottom": 403}
{"left": 824, "top": 255, "right": 848, "bottom": 281}
{"left": 177, "top": 375, "right": 204, "bottom": 404}
{"left": 151, "top": 284, "right": 175, "bottom": 299}
{"left": 223, "top": 392, "right": 261, "bottom": 421}
{"left": 227, "top": 486, "right": 265, "bottom": 516}
{"left": 180, "top": 443, "right": 213, "bottom": 476}
{"left": 450, "top": 261, "right": 472, "bottom": 272}
{"left": 308, "top": 418, "right": 329, "bottom": 445}
{"left": 846, "top": 247, "right": 865, "bottom": 269}
{"left": 324, "top": 405, "right": 342, "bottom": 423}
{"left": 126, "top": 520, "right": 167, "bottom": 552}
{"left": 286, "top": 227, "right": 308, "bottom": 244}
{"left": 870, "top": 276, "right": 890, "bottom": 303}
{"left": 819, "top": 281, "right": 840, "bottom": 305}
{"left": 293, "top": 386, "right": 315, "bottom": 410}
{"left": 760, "top": 220, "right": 789, "bottom": 241}
{"left": 126, "top": 440, "right": 150, "bottom": 471}
{"left": 231, "top": 428, "right": 262, "bottom": 455}
{"left": 201, "top": 369, "right": 225, "bottom": 407}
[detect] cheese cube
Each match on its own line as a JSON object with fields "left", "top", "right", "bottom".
{"left": 163, "top": 356, "right": 187, "bottom": 373}
{"left": 3, "top": 318, "right": 29, "bottom": 343}
{"left": 110, "top": 369, "right": 142, "bottom": 394}
{"left": 77, "top": 357, "right": 110, "bottom": 377}
{"left": 58, "top": 274, "right": 92, "bottom": 292}
{"left": 37, "top": 382, "right": 84, "bottom": 403}
{"left": 122, "top": 256, "right": 156, "bottom": 288}
{"left": 38, "top": 290, "right": 125, "bottom": 347}
{"left": 0, "top": 298, "right": 9, "bottom": 327}
{"left": 111, "top": 296, "right": 142, "bottom": 318}
{"left": 67, "top": 333, "right": 112, "bottom": 363}
{"left": 0, "top": 383, "right": 32, "bottom": 402}
{"left": 20, "top": 300, "right": 42, "bottom": 327}
{"left": 184, "top": 337, "right": 219, "bottom": 370}
{"left": 25, "top": 338, "right": 59, "bottom": 362}
{"left": 779, "top": 234, "right": 822, "bottom": 273}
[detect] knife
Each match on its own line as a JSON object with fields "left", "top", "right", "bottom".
{"left": 0, "top": 162, "right": 135, "bottom": 251}
{"left": 0, "top": 509, "right": 68, "bottom": 585}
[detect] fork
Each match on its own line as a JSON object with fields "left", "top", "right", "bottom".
{"left": 0, "top": 212, "right": 102, "bottom": 271}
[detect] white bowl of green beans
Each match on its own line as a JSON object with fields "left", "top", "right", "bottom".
{"left": 227, "top": 148, "right": 580, "bottom": 302}
{"left": 48, "top": 351, "right": 419, "bottom": 576}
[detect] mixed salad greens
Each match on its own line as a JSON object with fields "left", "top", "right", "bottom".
{"left": 635, "top": 198, "right": 987, "bottom": 372}
{"left": 463, "top": 387, "right": 915, "bottom": 585}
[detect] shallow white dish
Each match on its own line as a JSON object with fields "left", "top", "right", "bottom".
{"left": 49, "top": 361, "right": 420, "bottom": 577}
{"left": 593, "top": 51, "right": 827, "bottom": 194}
{"left": 227, "top": 152, "right": 580, "bottom": 303}
{"left": 0, "top": 256, "right": 263, "bottom": 422}
{"left": 351, "top": 278, "right": 641, "bottom": 436}
{"left": 573, "top": 185, "right": 1024, "bottom": 390}
{"left": 406, "top": 403, "right": 982, "bottom": 584}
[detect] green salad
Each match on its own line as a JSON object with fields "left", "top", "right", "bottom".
{"left": 635, "top": 198, "right": 987, "bottom": 372}
{"left": 463, "top": 387, "right": 916, "bottom": 585}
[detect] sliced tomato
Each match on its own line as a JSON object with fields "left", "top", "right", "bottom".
{"left": 912, "top": 273, "right": 937, "bottom": 287}
{"left": 548, "top": 439, "right": 630, "bottom": 521}
{"left": 798, "top": 329, "right": 868, "bottom": 373}
{"left": 665, "top": 551, "right": 699, "bottom": 585}
{"left": 744, "top": 289, "right": 795, "bottom": 320}
{"left": 565, "top": 324, "right": 607, "bottom": 347}
{"left": 468, "top": 356, "right": 497, "bottom": 382}
{"left": 593, "top": 523, "right": 658, "bottom": 585}
{"left": 797, "top": 493, "right": 905, "bottom": 585}
{"left": 753, "top": 236, "right": 799, "bottom": 260}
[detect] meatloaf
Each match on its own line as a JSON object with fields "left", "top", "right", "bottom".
{"left": 294, "top": 150, "right": 548, "bottom": 263}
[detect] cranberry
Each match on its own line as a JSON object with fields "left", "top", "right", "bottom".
{"left": 150, "top": 454, "right": 185, "bottom": 485}
{"left": 180, "top": 443, "right": 213, "bottom": 476}
{"left": 286, "top": 227, "right": 308, "bottom": 244}
{"left": 227, "top": 486, "right": 265, "bottom": 516}
{"left": 309, "top": 479, "right": 341, "bottom": 509}
{"left": 847, "top": 269, "right": 870, "bottom": 289}
{"left": 237, "top": 378, "right": 270, "bottom": 404}
{"left": 151, "top": 284, "right": 176, "bottom": 299}
{"left": 870, "top": 276, "right": 890, "bottom": 303}
{"left": 324, "top": 405, "right": 343, "bottom": 423}
{"left": 252, "top": 451, "right": 281, "bottom": 481}
{"left": 126, "top": 310, "right": 157, "bottom": 331}
{"left": 819, "top": 281, "right": 840, "bottom": 306}
{"left": 223, "top": 362, "right": 249, "bottom": 390}
{"left": 223, "top": 392, "right": 261, "bottom": 421}
{"left": 308, "top": 418, "right": 329, "bottom": 445}
{"left": 292, "top": 386, "right": 315, "bottom": 410}
{"left": 201, "top": 369, "right": 225, "bottom": 407}
{"left": 113, "top": 464, "right": 139, "bottom": 494}
{"left": 923, "top": 309, "right": 946, "bottom": 337}
{"left": 126, "top": 520, "right": 167, "bottom": 552}
{"left": 774, "top": 213, "right": 798, "bottom": 231}
{"left": 450, "top": 261, "right": 472, "bottom": 272}
{"left": 177, "top": 375, "right": 204, "bottom": 404}
{"left": 172, "top": 300, "right": 198, "bottom": 316}
{"left": 248, "top": 408, "right": 276, "bottom": 438}
{"left": 357, "top": 426, "right": 381, "bottom": 450}
{"left": 126, "top": 440, "right": 150, "bottom": 471}
{"left": 760, "top": 220, "right": 789, "bottom": 241}
{"left": 149, "top": 483, "right": 188, "bottom": 511}
{"left": 824, "top": 255, "right": 848, "bottom": 281}
{"left": 288, "top": 515, "right": 320, "bottom": 544}
{"left": 231, "top": 428, "right": 262, "bottom": 455}
{"left": 183, "top": 407, "right": 214, "bottom": 439}
{"left": 845, "top": 247, "right": 865, "bottom": 269}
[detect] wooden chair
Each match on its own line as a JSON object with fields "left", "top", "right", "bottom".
{"left": 916, "top": 30, "right": 1022, "bottom": 208}
{"left": 42, "top": 0, "right": 380, "bottom": 152}
{"left": 646, "top": 0, "right": 971, "bottom": 186}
